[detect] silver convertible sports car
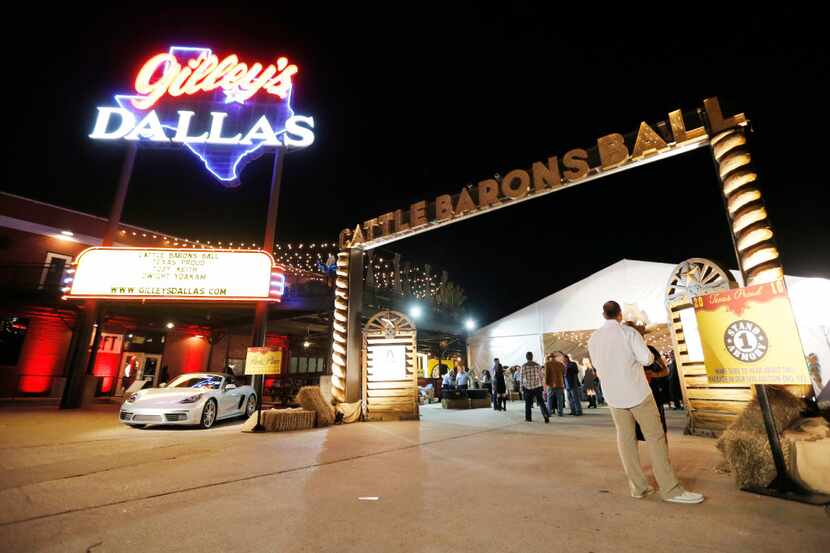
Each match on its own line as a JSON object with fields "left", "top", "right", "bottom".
{"left": 119, "top": 373, "right": 257, "bottom": 429}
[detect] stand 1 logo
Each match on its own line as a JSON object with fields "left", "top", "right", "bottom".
{"left": 723, "top": 320, "right": 768, "bottom": 362}
{"left": 89, "top": 45, "right": 315, "bottom": 186}
{"left": 693, "top": 280, "right": 810, "bottom": 385}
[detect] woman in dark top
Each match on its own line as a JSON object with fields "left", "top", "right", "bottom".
{"left": 493, "top": 364, "right": 507, "bottom": 411}
{"left": 625, "top": 322, "right": 669, "bottom": 439}
{"left": 644, "top": 344, "right": 670, "bottom": 435}
{"left": 582, "top": 367, "right": 599, "bottom": 408}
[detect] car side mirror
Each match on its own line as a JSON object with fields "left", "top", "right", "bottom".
{"left": 225, "top": 384, "right": 237, "bottom": 391}
{"left": 159, "top": 383, "right": 167, "bottom": 388}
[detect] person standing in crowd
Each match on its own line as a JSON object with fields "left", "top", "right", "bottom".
{"left": 560, "top": 352, "right": 582, "bottom": 416}
{"left": 545, "top": 353, "right": 566, "bottom": 417}
{"left": 441, "top": 367, "right": 456, "bottom": 392}
{"left": 582, "top": 365, "right": 599, "bottom": 408}
{"left": 584, "top": 358, "right": 605, "bottom": 405}
{"left": 808, "top": 353, "right": 823, "bottom": 395}
{"left": 490, "top": 358, "right": 502, "bottom": 409}
{"left": 121, "top": 358, "right": 133, "bottom": 394}
{"left": 588, "top": 300, "right": 703, "bottom": 504}
{"left": 520, "top": 352, "right": 550, "bottom": 423}
{"left": 624, "top": 322, "right": 669, "bottom": 438}
{"left": 456, "top": 366, "right": 469, "bottom": 390}
{"left": 512, "top": 366, "right": 522, "bottom": 399}
{"left": 666, "top": 350, "right": 684, "bottom": 410}
{"left": 493, "top": 362, "right": 507, "bottom": 411}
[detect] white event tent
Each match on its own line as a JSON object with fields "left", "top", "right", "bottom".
{"left": 468, "top": 259, "right": 830, "bottom": 387}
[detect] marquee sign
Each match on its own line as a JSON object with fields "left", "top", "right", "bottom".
{"left": 89, "top": 45, "right": 315, "bottom": 185}
{"left": 64, "top": 247, "right": 285, "bottom": 302}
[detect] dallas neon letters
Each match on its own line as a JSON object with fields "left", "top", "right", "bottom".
{"left": 90, "top": 108, "right": 314, "bottom": 147}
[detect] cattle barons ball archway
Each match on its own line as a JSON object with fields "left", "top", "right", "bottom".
{"left": 327, "top": 97, "right": 819, "bottom": 504}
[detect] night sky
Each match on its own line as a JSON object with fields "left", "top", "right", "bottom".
{"left": 5, "top": 7, "right": 829, "bottom": 326}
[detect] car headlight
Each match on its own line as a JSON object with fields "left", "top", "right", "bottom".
{"left": 179, "top": 394, "right": 203, "bottom": 404}
{"left": 126, "top": 393, "right": 138, "bottom": 403}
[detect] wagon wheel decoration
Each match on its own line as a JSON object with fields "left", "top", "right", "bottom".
{"left": 665, "top": 258, "right": 738, "bottom": 305}
{"left": 365, "top": 310, "right": 416, "bottom": 339}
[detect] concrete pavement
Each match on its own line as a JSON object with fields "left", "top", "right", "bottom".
{"left": 0, "top": 402, "right": 827, "bottom": 552}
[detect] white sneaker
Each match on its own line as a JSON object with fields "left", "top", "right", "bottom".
{"left": 663, "top": 491, "right": 704, "bottom": 504}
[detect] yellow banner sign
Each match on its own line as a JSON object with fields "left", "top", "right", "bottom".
{"left": 245, "top": 347, "right": 283, "bottom": 375}
{"left": 693, "top": 279, "right": 810, "bottom": 385}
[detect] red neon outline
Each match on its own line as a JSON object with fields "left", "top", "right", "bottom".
{"left": 66, "top": 247, "right": 284, "bottom": 303}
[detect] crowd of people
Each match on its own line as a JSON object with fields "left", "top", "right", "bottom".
{"left": 472, "top": 344, "right": 685, "bottom": 421}
{"left": 438, "top": 301, "right": 705, "bottom": 505}
{"left": 432, "top": 300, "right": 830, "bottom": 507}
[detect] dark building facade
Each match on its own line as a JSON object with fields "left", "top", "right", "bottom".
{"left": 1, "top": 192, "right": 471, "bottom": 404}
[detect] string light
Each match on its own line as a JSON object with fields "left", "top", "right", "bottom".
{"left": 109, "top": 228, "right": 452, "bottom": 301}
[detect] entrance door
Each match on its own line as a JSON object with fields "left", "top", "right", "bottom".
{"left": 117, "top": 353, "right": 163, "bottom": 395}
{"left": 140, "top": 355, "right": 161, "bottom": 387}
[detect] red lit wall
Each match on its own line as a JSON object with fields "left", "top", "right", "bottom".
{"left": 90, "top": 333, "right": 124, "bottom": 394}
{"left": 92, "top": 352, "right": 120, "bottom": 393}
{"left": 17, "top": 315, "right": 73, "bottom": 394}
{"left": 162, "top": 333, "right": 210, "bottom": 379}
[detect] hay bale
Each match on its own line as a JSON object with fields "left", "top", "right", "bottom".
{"left": 728, "top": 385, "right": 803, "bottom": 433}
{"left": 242, "top": 408, "right": 315, "bottom": 432}
{"left": 716, "top": 386, "right": 804, "bottom": 488}
{"left": 784, "top": 417, "right": 830, "bottom": 494}
{"left": 792, "top": 438, "right": 830, "bottom": 494}
{"left": 716, "top": 429, "right": 795, "bottom": 488}
{"left": 296, "top": 386, "right": 335, "bottom": 427}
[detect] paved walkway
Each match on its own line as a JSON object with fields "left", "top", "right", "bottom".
{"left": 0, "top": 402, "right": 826, "bottom": 552}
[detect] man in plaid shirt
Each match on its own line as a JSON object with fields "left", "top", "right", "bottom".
{"left": 520, "top": 352, "right": 550, "bottom": 423}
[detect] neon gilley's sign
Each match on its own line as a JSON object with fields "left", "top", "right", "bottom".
{"left": 340, "top": 97, "right": 745, "bottom": 250}
{"left": 89, "top": 46, "right": 315, "bottom": 185}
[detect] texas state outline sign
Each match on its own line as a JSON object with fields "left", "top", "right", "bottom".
{"left": 89, "top": 45, "right": 315, "bottom": 186}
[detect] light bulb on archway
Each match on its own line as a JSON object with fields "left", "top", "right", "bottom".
{"left": 464, "top": 318, "right": 476, "bottom": 331}
{"left": 409, "top": 305, "right": 423, "bottom": 319}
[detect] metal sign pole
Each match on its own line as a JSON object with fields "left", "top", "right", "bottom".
{"left": 249, "top": 148, "right": 286, "bottom": 432}
{"left": 61, "top": 143, "right": 137, "bottom": 409}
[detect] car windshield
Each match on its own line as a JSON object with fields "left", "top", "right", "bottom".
{"left": 167, "top": 375, "right": 222, "bottom": 390}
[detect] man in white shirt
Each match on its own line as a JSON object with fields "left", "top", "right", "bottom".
{"left": 587, "top": 300, "right": 704, "bottom": 505}
{"left": 441, "top": 369, "right": 455, "bottom": 391}
{"left": 456, "top": 368, "right": 469, "bottom": 390}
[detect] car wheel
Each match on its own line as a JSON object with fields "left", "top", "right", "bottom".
{"left": 244, "top": 394, "right": 257, "bottom": 417}
{"left": 200, "top": 399, "right": 218, "bottom": 429}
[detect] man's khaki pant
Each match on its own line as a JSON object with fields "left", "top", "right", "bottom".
{"left": 609, "top": 395, "right": 683, "bottom": 499}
